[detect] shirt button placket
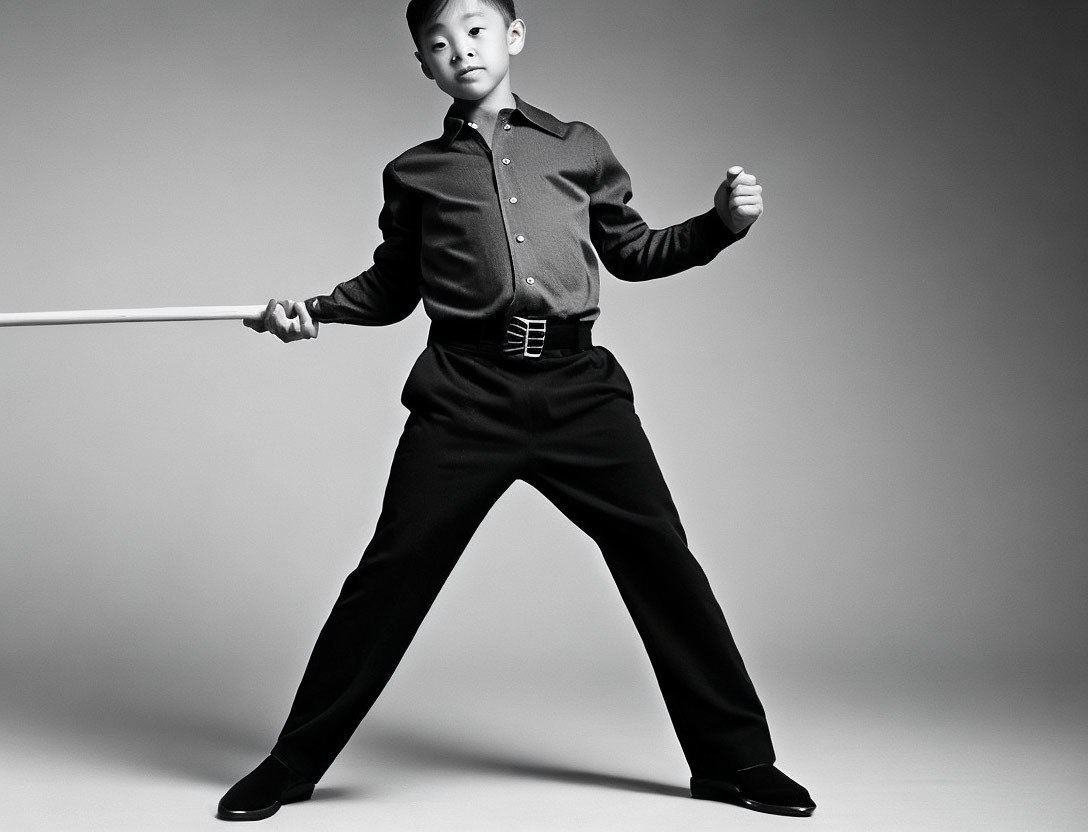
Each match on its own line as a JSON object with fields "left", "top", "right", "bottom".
{"left": 499, "top": 119, "right": 531, "bottom": 288}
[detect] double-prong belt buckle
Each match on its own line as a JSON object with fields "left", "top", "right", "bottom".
{"left": 503, "top": 316, "right": 547, "bottom": 359}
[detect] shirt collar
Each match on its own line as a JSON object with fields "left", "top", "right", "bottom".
{"left": 439, "top": 95, "right": 568, "bottom": 147}
{"left": 513, "top": 96, "right": 568, "bottom": 138}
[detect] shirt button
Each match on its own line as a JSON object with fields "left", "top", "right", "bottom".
{"left": 502, "top": 158, "right": 511, "bottom": 165}
{"left": 467, "top": 122, "right": 478, "bottom": 129}
{"left": 509, "top": 197, "right": 518, "bottom": 204}
{"left": 503, "top": 124, "right": 512, "bottom": 131}
{"left": 515, "top": 234, "right": 526, "bottom": 243}
{"left": 526, "top": 277, "right": 535, "bottom": 285}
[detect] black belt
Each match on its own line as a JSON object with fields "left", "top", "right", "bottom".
{"left": 429, "top": 316, "right": 594, "bottom": 359}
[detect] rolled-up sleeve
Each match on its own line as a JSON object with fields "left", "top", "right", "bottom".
{"left": 588, "top": 129, "right": 747, "bottom": 282}
{"left": 306, "top": 162, "right": 423, "bottom": 326}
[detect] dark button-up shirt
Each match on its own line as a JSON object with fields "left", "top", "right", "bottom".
{"left": 306, "top": 96, "right": 746, "bottom": 326}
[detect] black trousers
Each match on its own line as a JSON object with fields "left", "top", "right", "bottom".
{"left": 271, "top": 343, "right": 775, "bottom": 781}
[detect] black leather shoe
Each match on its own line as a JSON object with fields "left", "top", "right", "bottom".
{"left": 217, "top": 756, "right": 315, "bottom": 822}
{"left": 691, "top": 764, "right": 815, "bottom": 817}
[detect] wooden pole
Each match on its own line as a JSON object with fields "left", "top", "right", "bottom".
{"left": 0, "top": 305, "right": 267, "bottom": 327}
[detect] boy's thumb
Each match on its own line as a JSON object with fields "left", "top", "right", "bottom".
{"left": 726, "top": 165, "right": 744, "bottom": 185}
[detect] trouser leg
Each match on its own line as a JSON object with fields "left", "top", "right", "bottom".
{"left": 271, "top": 346, "right": 521, "bottom": 781}
{"left": 523, "top": 347, "right": 776, "bottom": 775}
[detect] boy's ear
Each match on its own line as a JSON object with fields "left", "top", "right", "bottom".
{"left": 507, "top": 18, "right": 526, "bottom": 55}
{"left": 414, "top": 51, "right": 435, "bottom": 80}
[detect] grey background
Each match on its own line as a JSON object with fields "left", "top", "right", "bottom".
{"left": 1, "top": 1, "right": 1086, "bottom": 830}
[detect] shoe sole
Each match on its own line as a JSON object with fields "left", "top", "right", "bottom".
{"left": 690, "top": 779, "right": 815, "bottom": 818}
{"left": 216, "top": 783, "right": 315, "bottom": 822}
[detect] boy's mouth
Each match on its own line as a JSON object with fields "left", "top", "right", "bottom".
{"left": 457, "top": 66, "right": 484, "bottom": 78}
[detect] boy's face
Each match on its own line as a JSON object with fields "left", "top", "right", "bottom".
{"left": 414, "top": 0, "right": 525, "bottom": 103}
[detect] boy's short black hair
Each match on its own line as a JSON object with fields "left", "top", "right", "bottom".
{"left": 406, "top": 0, "right": 517, "bottom": 47}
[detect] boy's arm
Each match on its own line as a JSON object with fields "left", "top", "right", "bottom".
{"left": 588, "top": 130, "right": 762, "bottom": 282}
{"left": 246, "top": 162, "right": 423, "bottom": 342}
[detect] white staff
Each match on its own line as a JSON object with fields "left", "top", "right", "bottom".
{"left": 0, "top": 305, "right": 267, "bottom": 327}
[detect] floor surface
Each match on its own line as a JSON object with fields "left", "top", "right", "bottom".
{"left": 2, "top": 663, "right": 1084, "bottom": 832}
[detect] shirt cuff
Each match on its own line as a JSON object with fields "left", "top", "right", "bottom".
{"left": 700, "top": 207, "right": 751, "bottom": 249}
{"left": 304, "top": 296, "right": 324, "bottom": 323}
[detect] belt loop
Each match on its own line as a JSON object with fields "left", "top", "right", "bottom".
{"left": 577, "top": 323, "right": 593, "bottom": 351}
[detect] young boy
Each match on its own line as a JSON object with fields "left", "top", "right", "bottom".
{"left": 218, "top": 0, "right": 814, "bottom": 821}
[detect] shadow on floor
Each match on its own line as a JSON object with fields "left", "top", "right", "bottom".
{"left": 1, "top": 652, "right": 687, "bottom": 800}
{"left": 358, "top": 724, "right": 691, "bottom": 799}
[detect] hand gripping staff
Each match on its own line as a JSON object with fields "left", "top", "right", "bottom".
{"left": 0, "top": 305, "right": 268, "bottom": 327}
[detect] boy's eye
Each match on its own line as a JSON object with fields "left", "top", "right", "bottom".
{"left": 468, "top": 27, "right": 483, "bottom": 36}
{"left": 431, "top": 41, "right": 447, "bottom": 52}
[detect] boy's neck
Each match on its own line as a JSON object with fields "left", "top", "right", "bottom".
{"left": 450, "top": 81, "right": 517, "bottom": 141}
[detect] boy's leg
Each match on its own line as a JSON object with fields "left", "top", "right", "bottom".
{"left": 522, "top": 347, "right": 776, "bottom": 776}
{"left": 269, "top": 345, "right": 524, "bottom": 782}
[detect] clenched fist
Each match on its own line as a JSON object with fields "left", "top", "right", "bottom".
{"left": 715, "top": 166, "right": 764, "bottom": 234}
{"left": 244, "top": 298, "right": 319, "bottom": 343}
